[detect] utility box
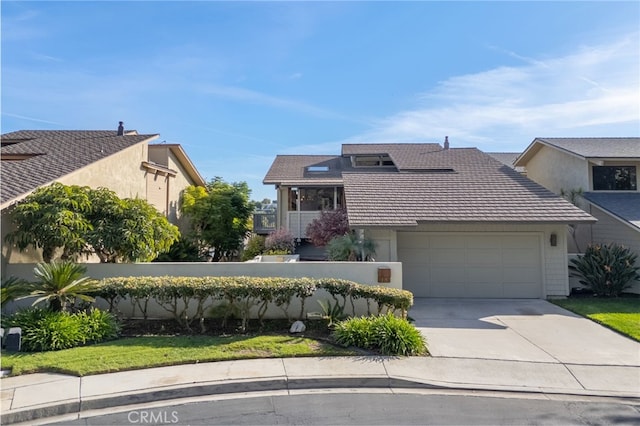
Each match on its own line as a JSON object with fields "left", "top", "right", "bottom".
{"left": 5, "top": 327, "right": 22, "bottom": 352}
{"left": 377, "top": 267, "right": 391, "bottom": 283}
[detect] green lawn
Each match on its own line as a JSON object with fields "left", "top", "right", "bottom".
{"left": 551, "top": 297, "right": 640, "bottom": 342}
{"left": 0, "top": 334, "right": 357, "bottom": 377}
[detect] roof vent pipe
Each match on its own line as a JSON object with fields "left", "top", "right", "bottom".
{"left": 117, "top": 121, "right": 124, "bottom": 136}
{"left": 444, "top": 136, "right": 449, "bottom": 150}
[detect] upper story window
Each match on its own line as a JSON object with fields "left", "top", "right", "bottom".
{"left": 352, "top": 155, "right": 394, "bottom": 167}
{"left": 592, "top": 166, "right": 637, "bottom": 191}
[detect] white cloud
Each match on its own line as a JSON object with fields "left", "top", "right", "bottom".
{"left": 342, "top": 33, "right": 640, "bottom": 151}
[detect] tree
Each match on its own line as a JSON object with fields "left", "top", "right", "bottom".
{"left": 180, "top": 178, "right": 253, "bottom": 262}
{"left": 305, "top": 208, "right": 350, "bottom": 247}
{"left": 5, "top": 183, "right": 179, "bottom": 263}
{"left": 5, "top": 183, "right": 93, "bottom": 262}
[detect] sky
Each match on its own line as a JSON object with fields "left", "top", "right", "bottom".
{"left": 2, "top": 1, "right": 639, "bottom": 202}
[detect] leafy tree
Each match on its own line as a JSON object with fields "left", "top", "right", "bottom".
{"left": 180, "top": 178, "right": 253, "bottom": 262}
{"left": 87, "top": 191, "right": 179, "bottom": 262}
{"left": 241, "top": 234, "right": 266, "bottom": 261}
{"left": 306, "top": 208, "right": 350, "bottom": 247}
{"left": 153, "top": 236, "right": 205, "bottom": 262}
{"left": 5, "top": 183, "right": 93, "bottom": 262}
{"left": 5, "top": 183, "right": 179, "bottom": 263}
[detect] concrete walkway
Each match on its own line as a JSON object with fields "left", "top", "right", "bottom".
{"left": 1, "top": 300, "right": 639, "bottom": 424}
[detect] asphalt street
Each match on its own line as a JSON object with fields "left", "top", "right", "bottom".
{"left": 48, "top": 391, "right": 640, "bottom": 426}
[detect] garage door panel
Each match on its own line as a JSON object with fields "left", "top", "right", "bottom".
{"left": 472, "top": 267, "right": 503, "bottom": 283}
{"left": 431, "top": 249, "right": 466, "bottom": 264}
{"left": 467, "top": 236, "right": 502, "bottom": 249}
{"left": 398, "top": 232, "right": 543, "bottom": 298}
{"left": 431, "top": 266, "right": 466, "bottom": 283}
{"left": 429, "top": 235, "right": 466, "bottom": 248}
{"left": 466, "top": 249, "right": 502, "bottom": 265}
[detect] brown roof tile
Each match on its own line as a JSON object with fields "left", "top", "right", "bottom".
{"left": 1, "top": 130, "right": 158, "bottom": 207}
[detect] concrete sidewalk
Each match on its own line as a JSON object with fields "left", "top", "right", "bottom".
{"left": 2, "top": 356, "right": 639, "bottom": 425}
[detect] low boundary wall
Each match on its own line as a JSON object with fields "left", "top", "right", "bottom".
{"left": 4, "top": 262, "right": 403, "bottom": 319}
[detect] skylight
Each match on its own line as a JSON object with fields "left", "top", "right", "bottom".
{"left": 307, "top": 166, "right": 329, "bottom": 172}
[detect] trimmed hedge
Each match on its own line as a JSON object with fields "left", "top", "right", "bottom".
{"left": 94, "top": 276, "right": 413, "bottom": 331}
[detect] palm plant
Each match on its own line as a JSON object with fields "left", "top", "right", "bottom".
{"left": 327, "top": 233, "right": 376, "bottom": 261}
{"left": 26, "top": 262, "right": 100, "bottom": 312}
{"left": 1, "top": 276, "right": 33, "bottom": 308}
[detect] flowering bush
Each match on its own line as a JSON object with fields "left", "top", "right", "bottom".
{"left": 265, "top": 228, "right": 295, "bottom": 254}
{"left": 306, "top": 208, "right": 349, "bottom": 247}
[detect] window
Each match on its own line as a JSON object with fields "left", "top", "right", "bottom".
{"left": 592, "top": 166, "right": 637, "bottom": 191}
{"left": 288, "top": 187, "right": 344, "bottom": 211}
{"left": 352, "top": 155, "right": 394, "bottom": 167}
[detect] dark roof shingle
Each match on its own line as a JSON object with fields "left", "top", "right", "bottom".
{"left": 583, "top": 192, "right": 640, "bottom": 230}
{"left": 1, "top": 130, "right": 158, "bottom": 206}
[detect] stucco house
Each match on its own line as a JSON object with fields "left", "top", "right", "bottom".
{"left": 263, "top": 141, "right": 595, "bottom": 299}
{"left": 1, "top": 123, "right": 206, "bottom": 266}
{"left": 513, "top": 138, "right": 640, "bottom": 254}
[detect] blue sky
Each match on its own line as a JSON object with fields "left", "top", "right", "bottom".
{"left": 2, "top": 1, "right": 639, "bottom": 201}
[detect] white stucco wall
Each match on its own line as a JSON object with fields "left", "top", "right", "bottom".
{"left": 367, "top": 223, "right": 570, "bottom": 297}
{"left": 3, "top": 262, "right": 404, "bottom": 318}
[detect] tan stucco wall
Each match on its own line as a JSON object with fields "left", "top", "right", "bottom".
{"left": 61, "top": 143, "right": 148, "bottom": 199}
{"left": 367, "top": 223, "right": 570, "bottom": 297}
{"left": 1, "top": 142, "right": 203, "bottom": 266}
{"left": 525, "top": 145, "right": 590, "bottom": 195}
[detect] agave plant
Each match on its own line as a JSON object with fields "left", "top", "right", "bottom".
{"left": 25, "top": 261, "right": 100, "bottom": 312}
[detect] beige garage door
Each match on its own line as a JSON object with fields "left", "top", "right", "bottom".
{"left": 398, "top": 232, "right": 543, "bottom": 298}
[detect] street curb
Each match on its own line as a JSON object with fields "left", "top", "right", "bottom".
{"left": 3, "top": 376, "right": 639, "bottom": 425}
{"left": 2, "top": 377, "right": 441, "bottom": 425}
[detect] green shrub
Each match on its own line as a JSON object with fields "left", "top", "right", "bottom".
{"left": 569, "top": 243, "right": 640, "bottom": 297}
{"left": 333, "top": 313, "right": 427, "bottom": 356}
{"left": 76, "top": 308, "right": 120, "bottom": 343}
{"left": 96, "top": 276, "right": 414, "bottom": 329}
{"left": 3, "top": 308, "right": 120, "bottom": 352}
{"left": 242, "top": 235, "right": 266, "bottom": 261}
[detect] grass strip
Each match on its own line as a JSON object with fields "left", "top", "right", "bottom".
{"left": 551, "top": 297, "right": 640, "bottom": 342}
{"left": 1, "top": 334, "right": 357, "bottom": 376}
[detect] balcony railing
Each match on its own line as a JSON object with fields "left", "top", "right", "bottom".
{"left": 288, "top": 211, "right": 321, "bottom": 240}
{"left": 253, "top": 212, "right": 277, "bottom": 235}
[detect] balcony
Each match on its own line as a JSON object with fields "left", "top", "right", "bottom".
{"left": 288, "top": 211, "right": 321, "bottom": 240}
{"left": 252, "top": 212, "right": 276, "bottom": 235}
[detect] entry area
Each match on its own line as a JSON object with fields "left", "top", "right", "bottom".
{"left": 398, "top": 232, "right": 543, "bottom": 298}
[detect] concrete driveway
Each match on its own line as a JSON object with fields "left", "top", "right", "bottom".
{"left": 409, "top": 298, "right": 640, "bottom": 366}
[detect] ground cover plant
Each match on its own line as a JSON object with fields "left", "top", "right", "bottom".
{"left": 551, "top": 296, "right": 640, "bottom": 341}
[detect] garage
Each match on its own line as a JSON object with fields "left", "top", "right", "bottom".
{"left": 398, "top": 232, "right": 543, "bottom": 298}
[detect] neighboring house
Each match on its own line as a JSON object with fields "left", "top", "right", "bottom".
{"left": 513, "top": 138, "right": 640, "bottom": 258}
{"left": 263, "top": 142, "right": 595, "bottom": 298}
{"left": 1, "top": 123, "right": 206, "bottom": 266}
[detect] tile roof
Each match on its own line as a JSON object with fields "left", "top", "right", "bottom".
{"left": 341, "top": 148, "right": 596, "bottom": 226}
{"left": 1, "top": 130, "right": 158, "bottom": 207}
{"left": 263, "top": 144, "right": 597, "bottom": 226}
{"left": 516, "top": 138, "right": 640, "bottom": 165}
{"left": 263, "top": 155, "right": 345, "bottom": 186}
{"left": 582, "top": 192, "right": 640, "bottom": 230}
